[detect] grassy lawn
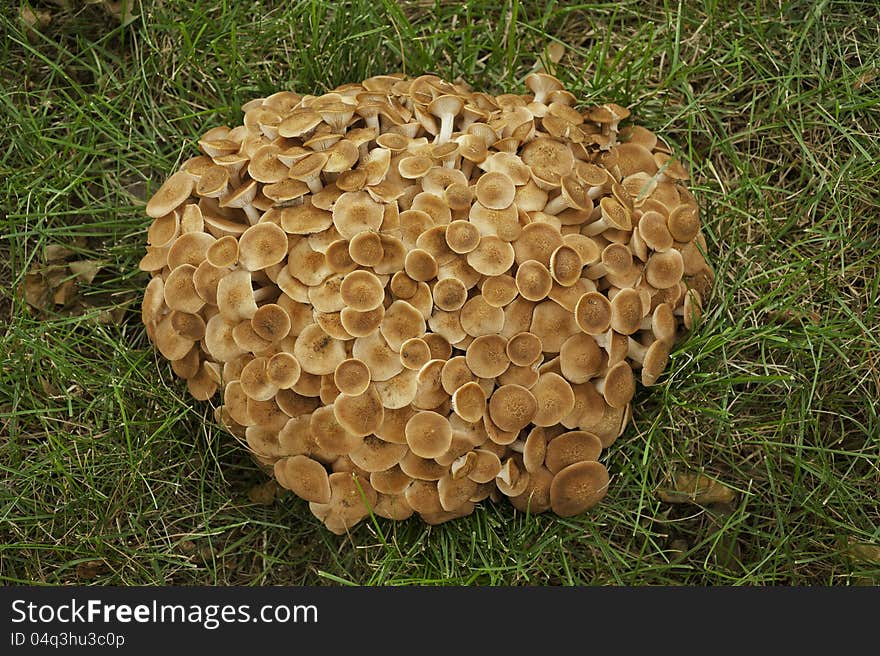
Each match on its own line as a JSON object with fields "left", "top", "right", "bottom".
{"left": 1, "top": 0, "right": 878, "bottom": 586}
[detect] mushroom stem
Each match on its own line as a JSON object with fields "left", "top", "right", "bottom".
{"left": 581, "top": 216, "right": 613, "bottom": 237}
{"left": 508, "top": 439, "right": 526, "bottom": 454}
{"left": 543, "top": 194, "right": 573, "bottom": 216}
{"left": 626, "top": 337, "right": 649, "bottom": 364}
{"left": 437, "top": 114, "right": 455, "bottom": 145}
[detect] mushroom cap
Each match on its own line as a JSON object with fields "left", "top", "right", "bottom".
{"left": 640, "top": 340, "right": 671, "bottom": 387}
{"left": 293, "top": 323, "right": 347, "bottom": 375}
{"left": 334, "top": 358, "right": 372, "bottom": 396}
{"left": 531, "top": 373, "right": 576, "bottom": 426}
{"left": 445, "top": 220, "right": 481, "bottom": 254}
{"left": 489, "top": 384, "right": 537, "bottom": 432}
{"left": 333, "top": 190, "right": 385, "bottom": 239}
{"left": 645, "top": 249, "right": 685, "bottom": 289}
{"left": 275, "top": 455, "right": 331, "bottom": 503}
{"left": 545, "top": 430, "right": 603, "bottom": 473}
{"left": 597, "top": 361, "right": 635, "bottom": 408}
{"left": 559, "top": 332, "right": 603, "bottom": 384}
{"left": 399, "top": 337, "right": 431, "bottom": 370}
{"left": 516, "top": 259, "right": 553, "bottom": 301}
{"left": 475, "top": 171, "right": 516, "bottom": 210}
{"left": 405, "top": 410, "right": 453, "bottom": 459}
{"left": 381, "top": 300, "right": 427, "bottom": 351}
{"left": 549, "top": 244, "right": 583, "bottom": 287}
{"left": 309, "top": 471, "right": 377, "bottom": 534}
{"left": 146, "top": 171, "right": 193, "bottom": 219}
{"left": 349, "top": 435, "right": 408, "bottom": 472}
{"left": 465, "top": 334, "right": 510, "bottom": 378}
{"left": 668, "top": 205, "right": 700, "bottom": 242}
{"left": 333, "top": 385, "right": 385, "bottom": 437}
{"left": 451, "top": 381, "right": 487, "bottom": 423}
{"left": 505, "top": 331, "right": 543, "bottom": 367}
{"left": 509, "top": 465, "right": 554, "bottom": 513}
{"left": 479, "top": 275, "right": 517, "bottom": 310}
{"left": 340, "top": 270, "right": 385, "bottom": 312}
{"left": 575, "top": 291, "right": 612, "bottom": 335}
{"left": 467, "top": 235, "right": 516, "bottom": 276}
{"left": 610, "top": 288, "right": 644, "bottom": 335}
{"left": 549, "top": 461, "right": 610, "bottom": 517}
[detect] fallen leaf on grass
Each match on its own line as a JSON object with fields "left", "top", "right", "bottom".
{"left": 75, "top": 560, "right": 108, "bottom": 580}
{"left": 68, "top": 259, "right": 103, "bottom": 284}
{"left": 657, "top": 470, "right": 737, "bottom": 505}
{"left": 248, "top": 480, "right": 279, "bottom": 505}
{"left": 847, "top": 540, "right": 880, "bottom": 564}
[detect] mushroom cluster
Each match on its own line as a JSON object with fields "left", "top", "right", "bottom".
{"left": 140, "top": 73, "right": 713, "bottom": 533}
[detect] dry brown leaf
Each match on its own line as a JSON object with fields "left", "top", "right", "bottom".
{"left": 848, "top": 540, "right": 880, "bottom": 564}
{"left": 23, "top": 272, "right": 50, "bottom": 309}
{"left": 248, "top": 480, "right": 278, "bottom": 505}
{"left": 69, "top": 259, "right": 102, "bottom": 284}
{"left": 52, "top": 278, "right": 77, "bottom": 305}
{"left": 44, "top": 244, "right": 76, "bottom": 262}
{"left": 657, "top": 470, "right": 737, "bottom": 505}
{"left": 75, "top": 560, "right": 107, "bottom": 580}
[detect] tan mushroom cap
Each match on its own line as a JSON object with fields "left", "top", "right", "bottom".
{"left": 668, "top": 205, "right": 700, "bottom": 242}
{"left": 549, "top": 244, "right": 582, "bottom": 287}
{"left": 340, "top": 270, "right": 385, "bottom": 311}
{"left": 469, "top": 202, "right": 521, "bottom": 242}
{"left": 293, "top": 323, "right": 346, "bottom": 375}
{"left": 465, "top": 334, "right": 510, "bottom": 378}
{"left": 239, "top": 357, "right": 278, "bottom": 401}
{"left": 475, "top": 171, "right": 516, "bottom": 210}
{"left": 349, "top": 435, "right": 408, "bottom": 473}
{"left": 216, "top": 269, "right": 258, "bottom": 321}
{"left": 167, "top": 231, "right": 215, "bottom": 270}
{"left": 266, "top": 352, "right": 301, "bottom": 389}
{"left": 437, "top": 473, "right": 479, "bottom": 512}
{"left": 147, "top": 210, "right": 179, "bottom": 248}
{"left": 496, "top": 457, "right": 531, "bottom": 497}
{"left": 509, "top": 465, "right": 553, "bottom": 513}
{"left": 460, "top": 295, "right": 505, "bottom": 337}
{"left": 399, "top": 337, "right": 431, "bottom": 371}
{"left": 370, "top": 465, "right": 412, "bottom": 496}
{"left": 645, "top": 249, "right": 685, "bottom": 289}
{"left": 575, "top": 291, "right": 612, "bottom": 335}
{"left": 467, "top": 235, "right": 515, "bottom": 276}
{"left": 432, "top": 277, "right": 468, "bottom": 312}
{"left": 549, "top": 460, "right": 609, "bottom": 517}
{"left": 333, "top": 358, "right": 371, "bottom": 396}
{"left": 332, "top": 190, "right": 385, "bottom": 239}
{"left": 516, "top": 259, "right": 553, "bottom": 301}
{"left": 206, "top": 235, "right": 239, "bottom": 268}
{"left": 451, "top": 381, "right": 487, "bottom": 423}
{"left": 339, "top": 305, "right": 385, "bottom": 338}
{"left": 638, "top": 339, "right": 671, "bottom": 387}
{"left": 405, "top": 410, "right": 453, "bottom": 459}
{"left": 146, "top": 171, "right": 193, "bottom": 218}
{"left": 529, "top": 300, "right": 580, "bottom": 353}
{"left": 489, "top": 384, "right": 537, "bottom": 432}
{"left": 309, "top": 471, "right": 378, "bottom": 534}
{"left": 638, "top": 210, "right": 674, "bottom": 252}
{"left": 163, "top": 264, "right": 204, "bottom": 314}
{"left": 513, "top": 222, "right": 564, "bottom": 267}
{"left": 532, "top": 372, "right": 576, "bottom": 426}
{"left": 381, "top": 300, "right": 427, "bottom": 351}
{"left": 594, "top": 361, "right": 635, "bottom": 409}
{"left": 404, "top": 248, "right": 439, "bottom": 282}
{"left": 544, "top": 431, "right": 603, "bottom": 474}
{"left": 352, "top": 330, "right": 404, "bottom": 381}
{"left": 505, "top": 331, "right": 543, "bottom": 367}
{"left": 251, "top": 303, "right": 291, "bottom": 342}
{"left": 481, "top": 274, "right": 519, "bottom": 308}
{"left": 445, "top": 220, "right": 481, "bottom": 254}
{"left": 348, "top": 231, "right": 383, "bottom": 267}
{"left": 520, "top": 136, "right": 574, "bottom": 187}
{"left": 559, "top": 332, "right": 603, "bottom": 384}
{"left": 275, "top": 455, "right": 331, "bottom": 503}
{"left": 610, "top": 288, "right": 644, "bottom": 335}
{"left": 462, "top": 449, "right": 503, "bottom": 484}
{"left": 333, "top": 385, "right": 384, "bottom": 438}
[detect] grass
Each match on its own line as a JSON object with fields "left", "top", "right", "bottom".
{"left": 1, "top": 0, "right": 878, "bottom": 586}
